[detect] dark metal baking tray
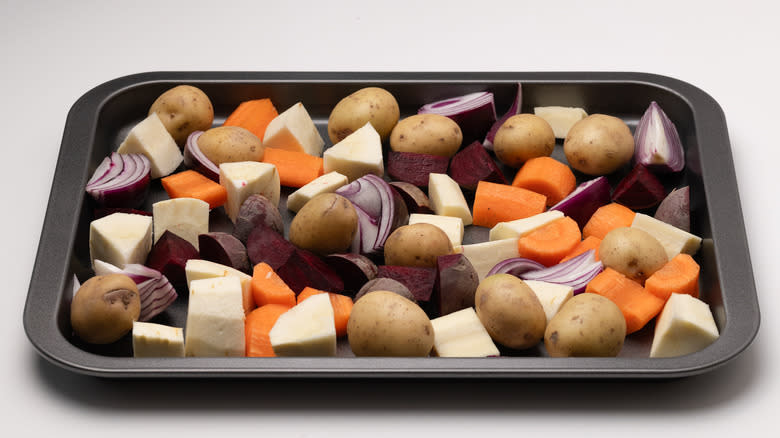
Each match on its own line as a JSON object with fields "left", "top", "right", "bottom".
{"left": 23, "top": 72, "right": 759, "bottom": 378}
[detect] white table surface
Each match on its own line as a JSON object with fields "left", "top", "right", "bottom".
{"left": 3, "top": 1, "right": 778, "bottom": 436}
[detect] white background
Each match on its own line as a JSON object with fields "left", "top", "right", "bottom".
{"left": 3, "top": 0, "right": 778, "bottom": 436}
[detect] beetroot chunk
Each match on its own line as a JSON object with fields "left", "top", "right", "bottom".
{"left": 277, "top": 249, "right": 345, "bottom": 294}
{"left": 612, "top": 164, "right": 666, "bottom": 210}
{"left": 434, "top": 253, "right": 479, "bottom": 317}
{"left": 376, "top": 265, "right": 436, "bottom": 308}
{"left": 145, "top": 230, "right": 199, "bottom": 290}
{"left": 654, "top": 186, "right": 691, "bottom": 232}
{"left": 324, "top": 253, "right": 378, "bottom": 296}
{"left": 386, "top": 151, "right": 450, "bottom": 187}
{"left": 198, "top": 232, "right": 250, "bottom": 274}
{"left": 246, "top": 224, "right": 296, "bottom": 270}
{"left": 448, "top": 141, "right": 508, "bottom": 190}
{"left": 389, "top": 181, "right": 434, "bottom": 215}
{"left": 232, "top": 194, "right": 284, "bottom": 243}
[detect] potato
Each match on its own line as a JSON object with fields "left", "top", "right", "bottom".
{"left": 493, "top": 114, "right": 555, "bottom": 168}
{"left": 383, "top": 223, "right": 453, "bottom": 268}
{"left": 474, "top": 274, "right": 546, "bottom": 350}
{"left": 70, "top": 274, "right": 141, "bottom": 344}
{"left": 289, "top": 193, "right": 358, "bottom": 255}
{"left": 197, "top": 126, "right": 264, "bottom": 166}
{"left": 544, "top": 293, "right": 626, "bottom": 357}
{"left": 563, "top": 114, "right": 634, "bottom": 175}
{"left": 347, "top": 290, "right": 434, "bottom": 356}
{"left": 328, "top": 87, "right": 400, "bottom": 143}
{"left": 599, "top": 227, "right": 668, "bottom": 283}
{"left": 149, "top": 85, "right": 214, "bottom": 146}
{"left": 389, "top": 114, "right": 463, "bottom": 158}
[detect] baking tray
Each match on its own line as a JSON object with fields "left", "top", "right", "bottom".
{"left": 23, "top": 71, "right": 759, "bottom": 378}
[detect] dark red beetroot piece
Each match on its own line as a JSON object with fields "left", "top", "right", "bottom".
{"left": 198, "top": 232, "right": 250, "bottom": 274}
{"left": 277, "top": 249, "right": 345, "bottom": 294}
{"left": 654, "top": 186, "right": 691, "bottom": 232}
{"left": 324, "top": 253, "right": 378, "bottom": 296}
{"left": 232, "top": 194, "right": 284, "bottom": 243}
{"left": 611, "top": 164, "right": 666, "bottom": 210}
{"left": 448, "top": 141, "right": 508, "bottom": 190}
{"left": 354, "top": 277, "right": 415, "bottom": 303}
{"left": 94, "top": 207, "right": 152, "bottom": 220}
{"left": 433, "top": 253, "right": 479, "bottom": 317}
{"left": 145, "top": 230, "right": 199, "bottom": 290}
{"left": 246, "top": 224, "right": 296, "bottom": 270}
{"left": 386, "top": 151, "right": 450, "bottom": 187}
{"left": 388, "top": 181, "right": 434, "bottom": 214}
{"left": 376, "top": 265, "right": 436, "bottom": 309}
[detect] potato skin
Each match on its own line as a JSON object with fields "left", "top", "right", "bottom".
{"left": 389, "top": 114, "right": 463, "bottom": 157}
{"left": 289, "top": 193, "right": 358, "bottom": 255}
{"left": 563, "top": 114, "right": 634, "bottom": 175}
{"left": 474, "top": 274, "right": 546, "bottom": 350}
{"left": 149, "top": 85, "right": 214, "bottom": 146}
{"left": 544, "top": 293, "right": 626, "bottom": 357}
{"left": 383, "top": 223, "right": 453, "bottom": 268}
{"left": 599, "top": 227, "right": 668, "bottom": 284}
{"left": 347, "top": 291, "right": 434, "bottom": 356}
{"left": 70, "top": 274, "right": 141, "bottom": 344}
{"left": 197, "top": 126, "right": 264, "bottom": 166}
{"left": 493, "top": 114, "right": 555, "bottom": 168}
{"left": 328, "top": 87, "right": 400, "bottom": 143}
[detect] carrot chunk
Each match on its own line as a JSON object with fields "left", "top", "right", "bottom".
{"left": 160, "top": 170, "right": 227, "bottom": 209}
{"left": 511, "top": 157, "right": 577, "bottom": 206}
{"left": 251, "top": 262, "right": 297, "bottom": 307}
{"left": 472, "top": 181, "right": 547, "bottom": 228}
{"left": 223, "top": 98, "right": 278, "bottom": 141}
{"left": 517, "top": 216, "right": 581, "bottom": 266}
{"left": 560, "top": 235, "right": 602, "bottom": 263}
{"left": 245, "top": 304, "right": 292, "bottom": 357}
{"left": 261, "top": 147, "right": 324, "bottom": 188}
{"left": 582, "top": 203, "right": 636, "bottom": 240}
{"left": 585, "top": 267, "right": 665, "bottom": 334}
{"left": 645, "top": 253, "right": 700, "bottom": 302}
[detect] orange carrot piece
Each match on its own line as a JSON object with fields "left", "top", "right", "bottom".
{"left": 297, "top": 287, "right": 354, "bottom": 337}
{"left": 472, "top": 181, "right": 547, "bottom": 228}
{"left": 261, "top": 147, "right": 324, "bottom": 188}
{"left": 223, "top": 99, "right": 279, "bottom": 141}
{"left": 585, "top": 267, "right": 665, "bottom": 334}
{"left": 160, "top": 170, "right": 227, "bottom": 209}
{"left": 582, "top": 203, "right": 636, "bottom": 240}
{"left": 517, "top": 216, "right": 581, "bottom": 266}
{"left": 245, "top": 304, "right": 292, "bottom": 357}
{"left": 645, "top": 253, "right": 700, "bottom": 302}
{"left": 511, "top": 157, "right": 577, "bottom": 207}
{"left": 251, "top": 263, "right": 297, "bottom": 308}
{"left": 560, "top": 235, "right": 602, "bottom": 262}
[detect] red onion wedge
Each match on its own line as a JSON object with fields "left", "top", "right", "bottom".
{"left": 419, "top": 91, "right": 497, "bottom": 144}
{"left": 518, "top": 250, "right": 603, "bottom": 295}
{"left": 183, "top": 131, "right": 220, "bottom": 181}
{"left": 85, "top": 152, "right": 151, "bottom": 208}
{"left": 634, "top": 101, "right": 685, "bottom": 172}
{"left": 550, "top": 176, "right": 611, "bottom": 229}
{"left": 487, "top": 257, "right": 545, "bottom": 277}
{"left": 92, "top": 260, "right": 178, "bottom": 321}
{"left": 336, "top": 174, "right": 408, "bottom": 256}
{"left": 483, "top": 83, "right": 522, "bottom": 150}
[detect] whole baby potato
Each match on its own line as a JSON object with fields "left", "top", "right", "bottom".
{"left": 389, "top": 114, "right": 463, "bottom": 157}
{"left": 328, "top": 87, "right": 400, "bottom": 143}
{"left": 347, "top": 291, "right": 434, "bottom": 356}
{"left": 70, "top": 274, "right": 141, "bottom": 344}
{"left": 149, "top": 85, "right": 214, "bottom": 146}
{"left": 475, "top": 274, "right": 547, "bottom": 350}
{"left": 383, "top": 223, "right": 453, "bottom": 268}
{"left": 197, "top": 126, "right": 264, "bottom": 166}
{"left": 493, "top": 114, "right": 555, "bottom": 168}
{"left": 563, "top": 114, "right": 634, "bottom": 175}
{"left": 289, "top": 193, "right": 358, "bottom": 255}
{"left": 600, "top": 227, "right": 668, "bottom": 283}
{"left": 544, "top": 293, "right": 626, "bottom": 357}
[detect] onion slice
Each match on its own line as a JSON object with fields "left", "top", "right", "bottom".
{"left": 634, "top": 101, "right": 685, "bottom": 172}
{"left": 418, "top": 91, "right": 496, "bottom": 143}
{"left": 549, "top": 176, "right": 611, "bottom": 229}
{"left": 518, "top": 250, "right": 603, "bottom": 294}
{"left": 85, "top": 152, "right": 151, "bottom": 208}
{"left": 487, "top": 257, "right": 545, "bottom": 277}
{"left": 183, "top": 131, "right": 220, "bottom": 181}
{"left": 483, "top": 83, "right": 522, "bottom": 150}
{"left": 92, "top": 260, "right": 178, "bottom": 321}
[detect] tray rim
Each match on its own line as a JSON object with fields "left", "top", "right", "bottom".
{"left": 23, "top": 71, "right": 760, "bottom": 379}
